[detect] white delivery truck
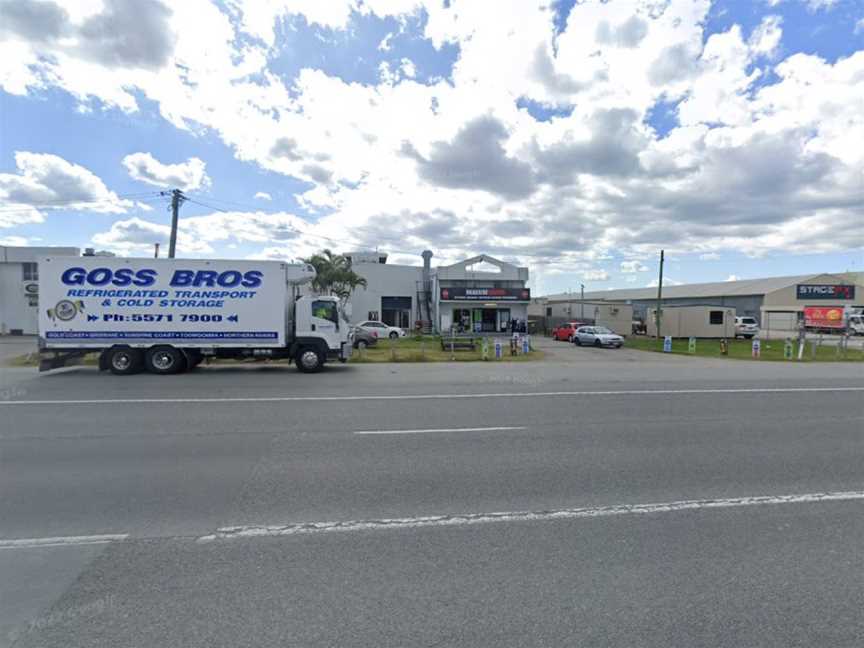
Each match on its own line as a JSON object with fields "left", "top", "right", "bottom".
{"left": 38, "top": 256, "right": 352, "bottom": 375}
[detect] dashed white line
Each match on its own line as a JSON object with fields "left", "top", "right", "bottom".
{"left": 353, "top": 426, "right": 525, "bottom": 435}
{"left": 0, "top": 534, "right": 128, "bottom": 550}
{"left": 196, "top": 490, "right": 864, "bottom": 542}
{"left": 2, "top": 386, "right": 863, "bottom": 406}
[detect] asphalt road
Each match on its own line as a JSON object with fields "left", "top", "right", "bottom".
{"left": 2, "top": 340, "right": 863, "bottom": 647}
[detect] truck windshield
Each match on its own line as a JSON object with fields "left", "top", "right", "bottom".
{"left": 312, "top": 300, "right": 339, "bottom": 326}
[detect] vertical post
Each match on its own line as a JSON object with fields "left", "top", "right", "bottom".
{"left": 167, "top": 188, "right": 184, "bottom": 258}
{"left": 580, "top": 283, "right": 584, "bottom": 322}
{"left": 153, "top": 242, "right": 160, "bottom": 258}
{"left": 655, "top": 249, "right": 665, "bottom": 339}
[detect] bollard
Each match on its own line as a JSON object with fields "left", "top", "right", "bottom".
{"left": 494, "top": 338, "right": 503, "bottom": 360}
{"left": 481, "top": 337, "right": 489, "bottom": 360}
{"left": 720, "top": 338, "right": 728, "bottom": 355}
{"left": 663, "top": 336, "right": 672, "bottom": 353}
{"left": 751, "top": 337, "right": 761, "bottom": 359}
{"left": 784, "top": 338, "right": 793, "bottom": 360}
{"left": 522, "top": 335, "right": 530, "bottom": 354}
{"left": 688, "top": 337, "right": 696, "bottom": 354}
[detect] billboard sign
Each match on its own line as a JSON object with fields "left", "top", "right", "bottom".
{"left": 796, "top": 284, "right": 855, "bottom": 300}
{"left": 803, "top": 306, "right": 845, "bottom": 329}
{"left": 439, "top": 287, "right": 530, "bottom": 301}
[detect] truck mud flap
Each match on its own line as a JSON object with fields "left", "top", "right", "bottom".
{"left": 39, "top": 351, "right": 87, "bottom": 372}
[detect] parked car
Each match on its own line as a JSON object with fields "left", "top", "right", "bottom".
{"left": 355, "top": 320, "right": 406, "bottom": 339}
{"left": 551, "top": 321, "right": 583, "bottom": 341}
{"left": 350, "top": 326, "right": 379, "bottom": 350}
{"left": 573, "top": 326, "right": 624, "bottom": 348}
{"left": 734, "top": 316, "right": 759, "bottom": 339}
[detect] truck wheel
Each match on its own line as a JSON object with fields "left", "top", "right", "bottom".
{"left": 145, "top": 345, "right": 186, "bottom": 375}
{"left": 106, "top": 347, "right": 143, "bottom": 375}
{"left": 295, "top": 347, "right": 323, "bottom": 373}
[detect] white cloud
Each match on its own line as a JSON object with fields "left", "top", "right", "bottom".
{"left": 620, "top": 260, "right": 649, "bottom": 273}
{"left": 92, "top": 216, "right": 213, "bottom": 256}
{"left": 2, "top": 0, "right": 863, "bottom": 271}
{"left": 122, "top": 153, "right": 210, "bottom": 190}
{"left": 699, "top": 252, "right": 721, "bottom": 260}
{"left": 855, "top": 18, "right": 864, "bottom": 36}
{"left": 725, "top": 274, "right": 741, "bottom": 281}
{"left": 749, "top": 15, "right": 783, "bottom": 59}
{"left": 0, "top": 235, "right": 29, "bottom": 246}
{"left": 0, "top": 152, "right": 129, "bottom": 229}
{"left": 583, "top": 269, "right": 610, "bottom": 281}
{"left": 647, "top": 277, "right": 684, "bottom": 287}
{"left": 254, "top": 191, "right": 272, "bottom": 200}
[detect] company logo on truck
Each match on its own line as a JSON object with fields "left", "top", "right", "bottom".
{"left": 47, "top": 299, "right": 85, "bottom": 321}
{"left": 60, "top": 267, "right": 263, "bottom": 288}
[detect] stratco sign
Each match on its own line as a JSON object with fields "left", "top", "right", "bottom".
{"left": 796, "top": 284, "right": 855, "bottom": 300}
{"left": 440, "top": 287, "right": 530, "bottom": 301}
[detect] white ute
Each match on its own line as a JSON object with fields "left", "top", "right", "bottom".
{"left": 38, "top": 257, "right": 352, "bottom": 374}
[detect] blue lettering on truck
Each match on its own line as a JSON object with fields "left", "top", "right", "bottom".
{"left": 169, "top": 270, "right": 262, "bottom": 288}
{"left": 61, "top": 267, "right": 157, "bottom": 287}
{"left": 59, "top": 267, "right": 262, "bottom": 288}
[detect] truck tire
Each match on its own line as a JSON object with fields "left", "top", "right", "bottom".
{"left": 295, "top": 346, "right": 323, "bottom": 373}
{"left": 105, "top": 346, "right": 143, "bottom": 375}
{"left": 144, "top": 345, "right": 187, "bottom": 375}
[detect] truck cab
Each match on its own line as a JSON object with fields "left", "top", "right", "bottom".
{"left": 291, "top": 295, "right": 352, "bottom": 371}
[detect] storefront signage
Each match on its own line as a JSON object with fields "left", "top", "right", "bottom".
{"left": 803, "top": 306, "right": 845, "bottom": 329}
{"left": 439, "top": 287, "right": 530, "bottom": 301}
{"left": 796, "top": 284, "right": 855, "bottom": 300}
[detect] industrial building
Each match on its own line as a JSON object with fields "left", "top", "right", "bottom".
{"left": 534, "top": 272, "right": 864, "bottom": 337}
{"left": 0, "top": 246, "right": 79, "bottom": 335}
{"left": 347, "top": 252, "right": 530, "bottom": 334}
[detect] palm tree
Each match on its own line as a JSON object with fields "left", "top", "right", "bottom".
{"left": 303, "top": 249, "right": 367, "bottom": 299}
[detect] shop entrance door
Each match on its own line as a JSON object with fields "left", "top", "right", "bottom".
{"left": 497, "top": 308, "right": 510, "bottom": 332}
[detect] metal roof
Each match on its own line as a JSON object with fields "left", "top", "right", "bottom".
{"left": 541, "top": 272, "right": 864, "bottom": 303}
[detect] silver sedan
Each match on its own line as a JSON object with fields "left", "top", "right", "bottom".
{"left": 573, "top": 326, "right": 624, "bottom": 348}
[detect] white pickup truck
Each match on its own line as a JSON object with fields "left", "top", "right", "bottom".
{"left": 38, "top": 257, "right": 352, "bottom": 374}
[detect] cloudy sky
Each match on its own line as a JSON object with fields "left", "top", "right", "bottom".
{"left": 0, "top": 0, "right": 862, "bottom": 295}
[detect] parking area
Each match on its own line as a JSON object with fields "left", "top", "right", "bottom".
{"left": 532, "top": 334, "right": 678, "bottom": 363}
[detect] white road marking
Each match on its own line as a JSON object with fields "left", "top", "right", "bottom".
{"left": 2, "top": 386, "right": 863, "bottom": 406}
{"left": 0, "top": 534, "right": 128, "bottom": 550}
{"left": 354, "top": 426, "right": 525, "bottom": 435}
{"left": 196, "top": 490, "right": 864, "bottom": 542}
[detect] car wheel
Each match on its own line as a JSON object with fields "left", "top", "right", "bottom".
{"left": 389, "top": 331, "right": 399, "bottom": 340}
{"left": 356, "top": 340, "right": 368, "bottom": 350}
{"left": 594, "top": 339, "right": 602, "bottom": 347}
{"left": 574, "top": 337, "right": 581, "bottom": 346}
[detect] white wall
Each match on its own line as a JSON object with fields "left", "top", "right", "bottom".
{"left": 0, "top": 247, "right": 80, "bottom": 334}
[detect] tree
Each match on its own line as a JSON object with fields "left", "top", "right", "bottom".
{"left": 303, "top": 249, "right": 367, "bottom": 300}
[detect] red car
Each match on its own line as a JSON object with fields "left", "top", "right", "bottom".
{"left": 551, "top": 321, "right": 583, "bottom": 341}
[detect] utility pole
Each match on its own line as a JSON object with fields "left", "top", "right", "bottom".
{"left": 154, "top": 242, "right": 160, "bottom": 258}
{"left": 161, "top": 189, "right": 186, "bottom": 258}
{"left": 655, "top": 249, "right": 665, "bottom": 339}
{"left": 580, "top": 283, "right": 585, "bottom": 321}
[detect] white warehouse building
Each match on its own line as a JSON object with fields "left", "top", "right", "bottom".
{"left": 1, "top": 246, "right": 80, "bottom": 335}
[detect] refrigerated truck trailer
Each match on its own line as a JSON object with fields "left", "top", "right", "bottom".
{"left": 38, "top": 257, "right": 352, "bottom": 374}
